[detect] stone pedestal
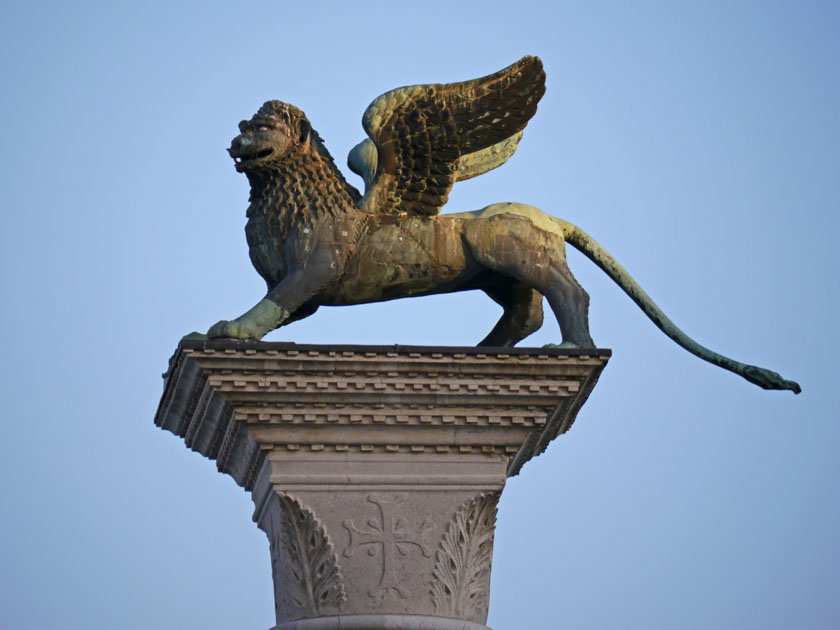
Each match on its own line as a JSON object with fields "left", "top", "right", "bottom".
{"left": 155, "top": 341, "right": 609, "bottom": 629}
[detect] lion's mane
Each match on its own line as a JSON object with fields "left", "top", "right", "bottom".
{"left": 245, "top": 102, "right": 361, "bottom": 230}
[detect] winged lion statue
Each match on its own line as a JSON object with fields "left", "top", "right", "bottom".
{"left": 199, "top": 56, "right": 799, "bottom": 393}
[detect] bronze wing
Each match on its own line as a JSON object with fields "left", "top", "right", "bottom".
{"left": 355, "top": 56, "right": 546, "bottom": 216}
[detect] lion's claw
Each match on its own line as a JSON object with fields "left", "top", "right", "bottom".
{"left": 208, "top": 319, "right": 255, "bottom": 339}
{"left": 543, "top": 340, "right": 596, "bottom": 350}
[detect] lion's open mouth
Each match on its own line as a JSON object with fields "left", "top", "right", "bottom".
{"left": 234, "top": 147, "right": 274, "bottom": 165}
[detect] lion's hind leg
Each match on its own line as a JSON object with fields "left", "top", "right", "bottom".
{"left": 478, "top": 282, "right": 544, "bottom": 347}
{"left": 540, "top": 265, "right": 594, "bottom": 349}
{"left": 465, "top": 212, "right": 594, "bottom": 349}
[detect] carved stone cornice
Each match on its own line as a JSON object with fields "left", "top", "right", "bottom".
{"left": 155, "top": 340, "right": 609, "bottom": 488}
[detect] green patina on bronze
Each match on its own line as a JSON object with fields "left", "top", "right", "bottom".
{"left": 200, "top": 56, "right": 800, "bottom": 393}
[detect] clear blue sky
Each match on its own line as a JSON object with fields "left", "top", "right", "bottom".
{"left": 1, "top": 2, "right": 838, "bottom": 629}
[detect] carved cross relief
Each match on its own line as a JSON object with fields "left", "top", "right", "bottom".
{"left": 343, "top": 494, "right": 433, "bottom": 604}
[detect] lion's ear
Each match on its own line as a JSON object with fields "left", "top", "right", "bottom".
{"left": 299, "top": 119, "right": 311, "bottom": 144}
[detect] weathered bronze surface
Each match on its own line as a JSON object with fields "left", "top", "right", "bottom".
{"left": 200, "top": 56, "right": 799, "bottom": 393}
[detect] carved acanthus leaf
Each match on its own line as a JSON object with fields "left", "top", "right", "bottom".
{"left": 269, "top": 494, "right": 346, "bottom": 621}
{"left": 431, "top": 492, "right": 499, "bottom": 621}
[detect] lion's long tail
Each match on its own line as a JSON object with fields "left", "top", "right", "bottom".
{"left": 557, "top": 219, "right": 801, "bottom": 394}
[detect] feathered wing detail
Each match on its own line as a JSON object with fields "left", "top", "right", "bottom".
{"left": 358, "top": 56, "right": 546, "bottom": 216}
{"left": 348, "top": 132, "right": 525, "bottom": 194}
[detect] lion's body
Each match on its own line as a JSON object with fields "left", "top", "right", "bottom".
{"left": 224, "top": 109, "right": 591, "bottom": 347}
{"left": 241, "top": 145, "right": 588, "bottom": 345}
{"left": 324, "top": 205, "right": 572, "bottom": 308}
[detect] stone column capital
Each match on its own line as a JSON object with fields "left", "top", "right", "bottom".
{"left": 155, "top": 341, "right": 608, "bottom": 629}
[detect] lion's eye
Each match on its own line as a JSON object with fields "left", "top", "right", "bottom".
{"left": 258, "top": 125, "right": 270, "bottom": 131}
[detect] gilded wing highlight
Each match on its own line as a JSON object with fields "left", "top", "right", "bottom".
{"left": 456, "top": 132, "right": 524, "bottom": 182}
{"left": 358, "top": 56, "right": 546, "bottom": 216}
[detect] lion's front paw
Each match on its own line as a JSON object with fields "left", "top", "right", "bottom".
{"left": 206, "top": 300, "right": 287, "bottom": 340}
{"left": 208, "top": 319, "right": 256, "bottom": 340}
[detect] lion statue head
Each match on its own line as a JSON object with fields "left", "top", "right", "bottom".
{"left": 228, "top": 101, "right": 315, "bottom": 173}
